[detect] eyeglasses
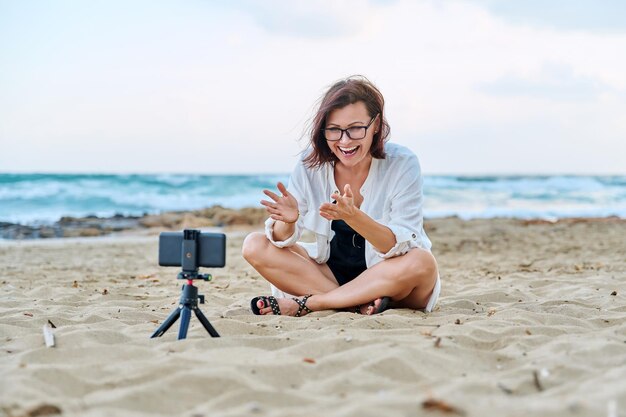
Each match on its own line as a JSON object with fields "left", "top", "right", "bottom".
{"left": 322, "top": 114, "right": 378, "bottom": 141}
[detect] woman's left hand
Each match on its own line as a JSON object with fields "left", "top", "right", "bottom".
{"left": 319, "top": 184, "right": 358, "bottom": 221}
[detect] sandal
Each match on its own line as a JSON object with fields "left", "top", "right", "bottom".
{"left": 292, "top": 294, "right": 313, "bottom": 317}
{"left": 250, "top": 296, "right": 281, "bottom": 315}
{"left": 355, "top": 296, "right": 391, "bottom": 315}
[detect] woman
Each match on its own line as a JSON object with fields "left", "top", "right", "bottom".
{"left": 242, "top": 76, "right": 440, "bottom": 316}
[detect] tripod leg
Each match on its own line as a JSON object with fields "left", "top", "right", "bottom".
{"left": 151, "top": 306, "right": 181, "bottom": 338}
{"left": 194, "top": 307, "right": 220, "bottom": 338}
{"left": 178, "top": 306, "right": 192, "bottom": 340}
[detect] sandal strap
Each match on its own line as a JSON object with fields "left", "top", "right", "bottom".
{"left": 267, "top": 296, "right": 281, "bottom": 315}
{"left": 293, "top": 294, "right": 313, "bottom": 317}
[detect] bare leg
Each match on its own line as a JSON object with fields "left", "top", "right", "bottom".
{"left": 307, "top": 248, "right": 438, "bottom": 313}
{"left": 244, "top": 232, "right": 371, "bottom": 315}
{"left": 244, "top": 230, "right": 438, "bottom": 316}
{"left": 242, "top": 232, "right": 339, "bottom": 295}
{"left": 261, "top": 248, "right": 437, "bottom": 315}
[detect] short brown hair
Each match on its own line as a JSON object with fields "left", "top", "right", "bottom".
{"left": 303, "top": 75, "right": 391, "bottom": 169}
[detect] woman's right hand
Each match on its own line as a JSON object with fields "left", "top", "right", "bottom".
{"left": 261, "top": 182, "right": 299, "bottom": 224}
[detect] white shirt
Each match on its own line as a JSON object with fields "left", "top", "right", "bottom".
{"left": 265, "top": 142, "right": 432, "bottom": 268}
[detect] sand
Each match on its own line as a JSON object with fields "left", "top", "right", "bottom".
{"left": 1, "top": 218, "right": 625, "bottom": 417}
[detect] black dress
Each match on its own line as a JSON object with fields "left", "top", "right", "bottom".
{"left": 326, "top": 219, "right": 367, "bottom": 286}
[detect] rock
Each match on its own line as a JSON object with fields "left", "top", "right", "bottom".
{"left": 138, "top": 215, "right": 167, "bottom": 228}
{"left": 79, "top": 228, "right": 105, "bottom": 237}
{"left": 1, "top": 205, "right": 267, "bottom": 240}
{"left": 179, "top": 213, "right": 215, "bottom": 229}
{"left": 62, "top": 227, "right": 103, "bottom": 237}
{"left": 38, "top": 227, "right": 57, "bottom": 238}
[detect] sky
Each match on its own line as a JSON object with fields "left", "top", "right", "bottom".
{"left": 1, "top": 0, "right": 625, "bottom": 175}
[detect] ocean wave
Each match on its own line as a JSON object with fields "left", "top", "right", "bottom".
{"left": 1, "top": 173, "right": 624, "bottom": 225}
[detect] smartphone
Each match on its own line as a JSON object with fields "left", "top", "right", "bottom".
{"left": 158, "top": 231, "right": 226, "bottom": 268}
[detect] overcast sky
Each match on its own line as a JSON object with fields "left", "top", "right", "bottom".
{"left": 1, "top": 0, "right": 625, "bottom": 175}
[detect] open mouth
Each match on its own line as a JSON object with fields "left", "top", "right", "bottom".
{"left": 339, "top": 145, "right": 359, "bottom": 156}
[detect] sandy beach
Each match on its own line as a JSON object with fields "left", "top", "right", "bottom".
{"left": 1, "top": 217, "right": 625, "bottom": 417}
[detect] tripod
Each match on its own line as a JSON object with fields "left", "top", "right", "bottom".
{"left": 151, "top": 229, "right": 221, "bottom": 340}
{"left": 150, "top": 273, "right": 220, "bottom": 339}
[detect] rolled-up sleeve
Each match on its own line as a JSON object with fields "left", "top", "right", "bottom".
{"left": 264, "top": 161, "right": 309, "bottom": 248}
{"left": 264, "top": 216, "right": 302, "bottom": 247}
{"left": 374, "top": 155, "right": 431, "bottom": 258}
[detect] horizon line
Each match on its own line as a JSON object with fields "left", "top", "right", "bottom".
{"left": 1, "top": 171, "right": 625, "bottom": 177}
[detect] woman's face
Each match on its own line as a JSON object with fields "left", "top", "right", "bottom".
{"left": 325, "top": 101, "right": 379, "bottom": 170}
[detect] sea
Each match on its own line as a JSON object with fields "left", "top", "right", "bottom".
{"left": 0, "top": 173, "right": 625, "bottom": 225}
